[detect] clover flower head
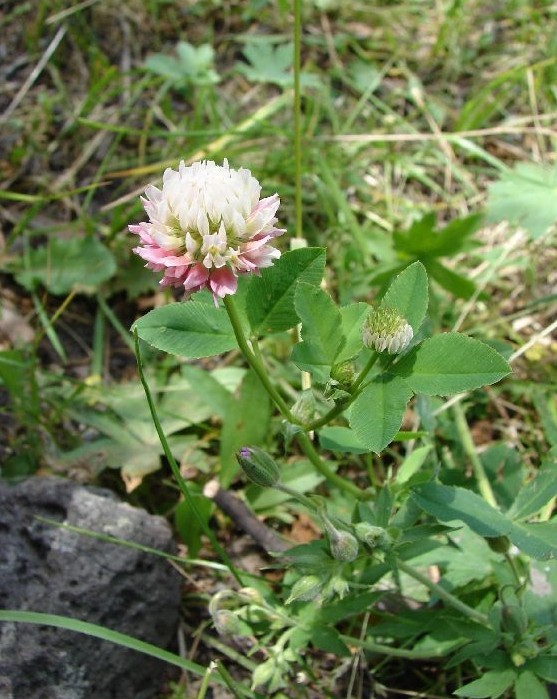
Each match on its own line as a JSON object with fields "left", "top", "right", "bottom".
{"left": 130, "top": 159, "right": 285, "bottom": 303}
{"left": 362, "top": 306, "right": 413, "bottom": 354}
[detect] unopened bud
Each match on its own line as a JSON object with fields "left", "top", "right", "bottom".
{"left": 362, "top": 306, "right": 413, "bottom": 354}
{"left": 330, "top": 361, "right": 356, "bottom": 388}
{"left": 212, "top": 609, "right": 243, "bottom": 636}
{"left": 237, "top": 446, "right": 280, "bottom": 487}
{"left": 286, "top": 575, "right": 323, "bottom": 604}
{"left": 487, "top": 536, "right": 511, "bottom": 554}
{"left": 330, "top": 530, "right": 359, "bottom": 562}
{"left": 354, "top": 522, "right": 390, "bottom": 549}
{"left": 237, "top": 587, "right": 264, "bottom": 605}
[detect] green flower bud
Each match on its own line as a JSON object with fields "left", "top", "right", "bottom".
{"left": 330, "top": 361, "right": 356, "bottom": 388}
{"left": 362, "top": 306, "right": 413, "bottom": 354}
{"left": 286, "top": 575, "right": 324, "bottom": 604}
{"left": 212, "top": 609, "right": 243, "bottom": 636}
{"left": 237, "top": 446, "right": 280, "bottom": 488}
{"left": 487, "top": 535, "right": 511, "bottom": 554}
{"left": 329, "top": 529, "right": 359, "bottom": 562}
{"left": 354, "top": 522, "right": 390, "bottom": 549}
{"left": 237, "top": 587, "right": 264, "bottom": 605}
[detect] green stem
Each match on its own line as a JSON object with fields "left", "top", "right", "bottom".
{"left": 276, "top": 483, "right": 317, "bottom": 510}
{"left": 453, "top": 402, "right": 498, "bottom": 508}
{"left": 293, "top": 0, "right": 303, "bottom": 239}
{"left": 340, "top": 634, "right": 453, "bottom": 660}
{"left": 296, "top": 430, "right": 371, "bottom": 500}
{"left": 133, "top": 329, "right": 244, "bottom": 586}
{"left": 196, "top": 662, "right": 217, "bottom": 699}
{"left": 223, "top": 297, "right": 370, "bottom": 500}
{"left": 306, "top": 351, "right": 379, "bottom": 431}
{"left": 504, "top": 552, "right": 522, "bottom": 589}
{"left": 396, "top": 559, "right": 490, "bottom": 626}
{"left": 223, "top": 296, "right": 300, "bottom": 424}
{"left": 351, "top": 351, "right": 380, "bottom": 392}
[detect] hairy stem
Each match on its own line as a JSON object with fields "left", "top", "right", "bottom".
{"left": 396, "top": 559, "right": 490, "bottom": 626}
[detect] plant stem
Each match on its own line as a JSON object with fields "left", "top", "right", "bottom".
{"left": 224, "top": 297, "right": 371, "bottom": 500}
{"left": 293, "top": 0, "right": 303, "bottom": 239}
{"left": 133, "top": 329, "right": 244, "bottom": 586}
{"left": 396, "top": 559, "right": 490, "bottom": 626}
{"left": 453, "top": 402, "right": 498, "bottom": 508}
{"left": 296, "top": 430, "right": 371, "bottom": 500}
{"left": 223, "top": 296, "right": 300, "bottom": 425}
{"left": 306, "top": 351, "right": 380, "bottom": 431}
{"left": 340, "top": 634, "right": 454, "bottom": 660}
{"left": 351, "top": 351, "right": 380, "bottom": 392}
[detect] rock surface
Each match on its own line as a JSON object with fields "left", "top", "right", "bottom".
{"left": 0, "top": 477, "right": 182, "bottom": 699}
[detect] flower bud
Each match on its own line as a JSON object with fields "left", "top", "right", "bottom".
{"left": 237, "top": 446, "right": 280, "bottom": 487}
{"left": 329, "top": 529, "right": 359, "bottom": 562}
{"left": 487, "top": 536, "right": 511, "bottom": 554}
{"left": 237, "top": 587, "right": 264, "bottom": 605}
{"left": 330, "top": 361, "right": 356, "bottom": 388}
{"left": 354, "top": 522, "right": 390, "bottom": 549}
{"left": 362, "top": 306, "right": 413, "bottom": 354}
{"left": 212, "top": 609, "right": 243, "bottom": 636}
{"left": 286, "top": 575, "right": 324, "bottom": 604}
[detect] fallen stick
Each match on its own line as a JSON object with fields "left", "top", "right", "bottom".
{"left": 203, "top": 480, "right": 289, "bottom": 554}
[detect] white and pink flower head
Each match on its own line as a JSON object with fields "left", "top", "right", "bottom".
{"left": 130, "top": 159, "right": 285, "bottom": 303}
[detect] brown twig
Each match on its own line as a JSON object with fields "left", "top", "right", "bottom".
{"left": 203, "top": 480, "right": 289, "bottom": 554}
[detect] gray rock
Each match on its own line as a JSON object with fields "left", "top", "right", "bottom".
{"left": 0, "top": 477, "right": 182, "bottom": 699}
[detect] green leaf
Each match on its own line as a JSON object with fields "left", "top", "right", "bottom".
{"left": 309, "top": 624, "right": 351, "bottom": 657}
{"left": 349, "top": 375, "right": 413, "bottom": 453}
{"left": 178, "top": 365, "right": 235, "bottom": 420}
{"left": 487, "top": 162, "right": 557, "bottom": 239}
{"left": 145, "top": 41, "right": 220, "bottom": 88}
{"left": 236, "top": 41, "right": 294, "bottom": 87}
{"left": 318, "top": 426, "right": 368, "bottom": 454}
{"left": 236, "top": 40, "right": 319, "bottom": 88}
{"left": 291, "top": 283, "right": 344, "bottom": 382}
{"left": 526, "top": 655, "right": 557, "bottom": 683}
{"left": 335, "top": 302, "right": 369, "bottom": 363}
{"left": 219, "top": 370, "right": 272, "bottom": 487}
{"left": 381, "top": 261, "right": 429, "bottom": 333}
{"left": 134, "top": 297, "right": 238, "bottom": 359}
{"left": 515, "top": 671, "right": 550, "bottom": 699}
{"left": 246, "top": 247, "right": 326, "bottom": 334}
{"left": 175, "top": 486, "right": 213, "bottom": 558}
{"left": 393, "top": 333, "right": 511, "bottom": 395}
{"left": 425, "top": 258, "right": 476, "bottom": 300}
{"left": 395, "top": 445, "right": 434, "bottom": 485}
{"left": 413, "top": 483, "right": 557, "bottom": 560}
{"left": 454, "top": 669, "right": 516, "bottom": 698}
{"left": 507, "top": 459, "right": 557, "bottom": 520}
{"left": 394, "top": 213, "right": 481, "bottom": 257}
{"left": 16, "top": 236, "right": 116, "bottom": 295}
